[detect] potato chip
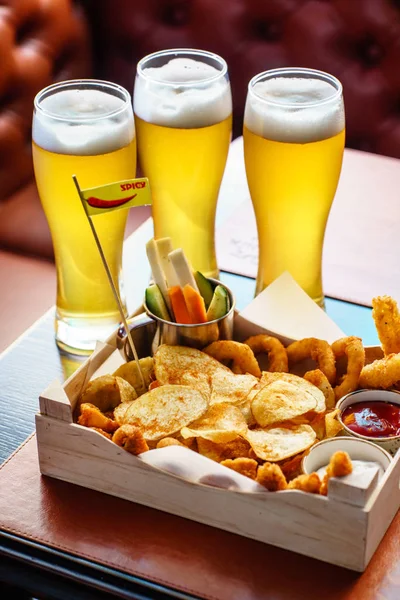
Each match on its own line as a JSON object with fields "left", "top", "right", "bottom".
{"left": 210, "top": 369, "right": 258, "bottom": 405}
{"left": 122, "top": 384, "right": 208, "bottom": 441}
{"left": 325, "top": 409, "right": 344, "bottom": 438}
{"left": 197, "top": 437, "right": 251, "bottom": 462}
{"left": 245, "top": 425, "right": 316, "bottom": 462}
{"left": 181, "top": 403, "right": 248, "bottom": 443}
{"left": 79, "top": 375, "right": 137, "bottom": 413}
{"left": 113, "top": 357, "right": 154, "bottom": 396}
{"left": 154, "top": 345, "right": 257, "bottom": 405}
{"left": 235, "top": 398, "right": 257, "bottom": 427}
{"left": 259, "top": 372, "right": 326, "bottom": 414}
{"left": 154, "top": 345, "right": 221, "bottom": 398}
{"left": 114, "top": 400, "right": 134, "bottom": 425}
{"left": 155, "top": 345, "right": 227, "bottom": 380}
{"left": 251, "top": 380, "right": 318, "bottom": 427}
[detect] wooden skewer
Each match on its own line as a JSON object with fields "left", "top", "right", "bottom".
{"left": 72, "top": 175, "right": 145, "bottom": 390}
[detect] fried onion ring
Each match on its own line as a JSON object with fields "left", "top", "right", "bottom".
{"left": 204, "top": 341, "right": 261, "bottom": 377}
{"left": 331, "top": 336, "right": 365, "bottom": 401}
{"left": 359, "top": 353, "right": 400, "bottom": 389}
{"left": 243, "top": 335, "right": 288, "bottom": 372}
{"left": 372, "top": 296, "right": 400, "bottom": 356}
{"left": 286, "top": 338, "right": 336, "bottom": 385}
{"left": 303, "top": 369, "right": 335, "bottom": 409}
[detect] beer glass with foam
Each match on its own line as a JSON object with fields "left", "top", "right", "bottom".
{"left": 134, "top": 49, "right": 232, "bottom": 278}
{"left": 33, "top": 80, "right": 136, "bottom": 353}
{"left": 243, "top": 68, "right": 345, "bottom": 307}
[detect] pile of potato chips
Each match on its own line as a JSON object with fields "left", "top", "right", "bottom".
{"left": 77, "top": 337, "right": 346, "bottom": 486}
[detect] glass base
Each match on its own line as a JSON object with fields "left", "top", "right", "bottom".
{"left": 55, "top": 313, "right": 122, "bottom": 356}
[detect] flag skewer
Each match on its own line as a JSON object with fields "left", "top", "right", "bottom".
{"left": 72, "top": 175, "right": 146, "bottom": 390}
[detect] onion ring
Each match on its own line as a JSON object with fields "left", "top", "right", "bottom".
{"left": 331, "top": 336, "right": 365, "bottom": 400}
{"left": 204, "top": 341, "right": 261, "bottom": 378}
{"left": 286, "top": 338, "right": 336, "bottom": 385}
{"left": 303, "top": 369, "right": 335, "bottom": 410}
{"left": 243, "top": 335, "right": 288, "bottom": 372}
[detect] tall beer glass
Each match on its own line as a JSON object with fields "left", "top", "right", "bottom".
{"left": 33, "top": 80, "right": 136, "bottom": 354}
{"left": 134, "top": 49, "right": 232, "bottom": 278}
{"left": 243, "top": 68, "right": 345, "bottom": 307}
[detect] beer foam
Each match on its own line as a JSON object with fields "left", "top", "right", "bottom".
{"left": 33, "top": 89, "right": 135, "bottom": 155}
{"left": 134, "top": 58, "right": 232, "bottom": 128}
{"left": 244, "top": 77, "right": 345, "bottom": 143}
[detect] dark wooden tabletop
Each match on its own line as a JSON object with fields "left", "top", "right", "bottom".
{"left": 0, "top": 309, "right": 86, "bottom": 464}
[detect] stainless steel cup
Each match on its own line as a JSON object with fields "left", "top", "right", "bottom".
{"left": 117, "top": 279, "right": 235, "bottom": 360}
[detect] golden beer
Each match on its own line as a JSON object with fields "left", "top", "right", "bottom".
{"left": 243, "top": 69, "right": 345, "bottom": 306}
{"left": 32, "top": 81, "right": 136, "bottom": 353}
{"left": 134, "top": 49, "right": 232, "bottom": 277}
{"left": 135, "top": 115, "right": 231, "bottom": 276}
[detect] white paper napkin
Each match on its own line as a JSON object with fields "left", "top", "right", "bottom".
{"left": 238, "top": 272, "right": 346, "bottom": 344}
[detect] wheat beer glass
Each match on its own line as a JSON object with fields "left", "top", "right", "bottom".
{"left": 243, "top": 68, "right": 345, "bottom": 307}
{"left": 134, "top": 49, "right": 232, "bottom": 278}
{"left": 33, "top": 80, "right": 136, "bottom": 354}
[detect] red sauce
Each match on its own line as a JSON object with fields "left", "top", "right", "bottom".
{"left": 342, "top": 401, "right": 400, "bottom": 438}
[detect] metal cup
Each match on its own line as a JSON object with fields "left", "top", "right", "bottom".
{"left": 117, "top": 279, "right": 235, "bottom": 360}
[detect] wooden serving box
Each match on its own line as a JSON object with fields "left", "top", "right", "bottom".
{"left": 36, "top": 315, "right": 400, "bottom": 573}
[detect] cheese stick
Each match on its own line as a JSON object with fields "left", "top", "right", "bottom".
{"left": 145, "top": 239, "right": 172, "bottom": 310}
{"left": 155, "top": 238, "right": 180, "bottom": 288}
{"left": 168, "top": 248, "right": 199, "bottom": 292}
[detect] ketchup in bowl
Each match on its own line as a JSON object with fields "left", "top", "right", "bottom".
{"left": 342, "top": 401, "right": 400, "bottom": 438}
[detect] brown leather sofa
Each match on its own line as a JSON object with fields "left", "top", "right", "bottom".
{"left": 1, "top": 0, "right": 400, "bottom": 351}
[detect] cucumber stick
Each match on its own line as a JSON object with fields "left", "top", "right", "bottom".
{"left": 145, "top": 284, "right": 171, "bottom": 321}
{"left": 194, "top": 271, "right": 214, "bottom": 309}
{"left": 206, "top": 285, "right": 230, "bottom": 321}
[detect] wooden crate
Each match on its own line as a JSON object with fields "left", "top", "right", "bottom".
{"left": 36, "top": 317, "right": 400, "bottom": 572}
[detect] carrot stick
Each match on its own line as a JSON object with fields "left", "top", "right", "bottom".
{"left": 182, "top": 284, "right": 208, "bottom": 323}
{"left": 168, "top": 286, "right": 191, "bottom": 324}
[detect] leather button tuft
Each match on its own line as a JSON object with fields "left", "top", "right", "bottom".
{"left": 252, "top": 20, "right": 282, "bottom": 42}
{"left": 16, "top": 17, "right": 40, "bottom": 45}
{"left": 356, "top": 36, "right": 384, "bottom": 66}
{"left": 161, "top": 1, "right": 190, "bottom": 27}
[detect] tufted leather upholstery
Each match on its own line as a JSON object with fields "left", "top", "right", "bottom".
{"left": 0, "top": 0, "right": 91, "bottom": 259}
{"left": 87, "top": 0, "right": 400, "bottom": 158}
{"left": 0, "top": 0, "right": 90, "bottom": 202}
